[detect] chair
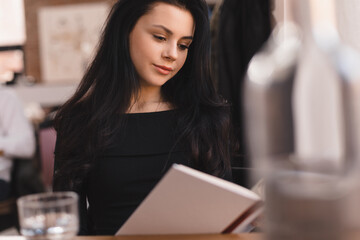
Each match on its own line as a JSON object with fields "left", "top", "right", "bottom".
{"left": 0, "top": 157, "right": 46, "bottom": 232}
{"left": 38, "top": 127, "right": 57, "bottom": 190}
{"left": 0, "top": 197, "right": 17, "bottom": 232}
{"left": 0, "top": 198, "right": 15, "bottom": 216}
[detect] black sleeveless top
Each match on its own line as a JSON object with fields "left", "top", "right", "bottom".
{"left": 80, "top": 110, "right": 190, "bottom": 235}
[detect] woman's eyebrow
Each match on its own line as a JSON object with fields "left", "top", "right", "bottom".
{"left": 152, "top": 24, "right": 193, "bottom": 40}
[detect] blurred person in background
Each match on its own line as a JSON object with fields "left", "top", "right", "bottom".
{"left": 0, "top": 87, "right": 36, "bottom": 201}
{"left": 0, "top": 49, "right": 24, "bottom": 84}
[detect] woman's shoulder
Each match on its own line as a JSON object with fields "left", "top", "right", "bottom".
{"left": 54, "top": 100, "right": 90, "bottom": 132}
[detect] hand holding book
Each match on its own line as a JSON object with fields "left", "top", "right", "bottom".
{"left": 116, "top": 164, "right": 263, "bottom": 235}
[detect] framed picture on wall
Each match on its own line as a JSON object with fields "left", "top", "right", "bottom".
{"left": 37, "top": 2, "right": 109, "bottom": 83}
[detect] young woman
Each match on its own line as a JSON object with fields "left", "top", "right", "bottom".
{"left": 53, "top": 0, "right": 234, "bottom": 235}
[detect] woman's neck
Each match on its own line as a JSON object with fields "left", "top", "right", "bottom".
{"left": 127, "top": 87, "right": 172, "bottom": 113}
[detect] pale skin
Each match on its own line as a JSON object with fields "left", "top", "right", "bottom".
{"left": 127, "top": 3, "right": 195, "bottom": 113}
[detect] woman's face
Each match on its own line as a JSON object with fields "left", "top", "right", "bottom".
{"left": 129, "top": 2, "right": 195, "bottom": 90}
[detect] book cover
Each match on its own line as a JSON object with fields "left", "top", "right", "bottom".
{"left": 116, "top": 164, "right": 263, "bottom": 235}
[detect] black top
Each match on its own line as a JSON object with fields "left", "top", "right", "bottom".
{"left": 80, "top": 110, "right": 190, "bottom": 235}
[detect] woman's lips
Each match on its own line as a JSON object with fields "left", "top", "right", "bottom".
{"left": 154, "top": 64, "right": 173, "bottom": 75}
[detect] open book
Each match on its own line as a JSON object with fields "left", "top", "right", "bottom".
{"left": 116, "top": 164, "right": 263, "bottom": 235}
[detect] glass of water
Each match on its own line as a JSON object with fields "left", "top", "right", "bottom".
{"left": 264, "top": 158, "right": 349, "bottom": 240}
{"left": 17, "top": 191, "right": 79, "bottom": 240}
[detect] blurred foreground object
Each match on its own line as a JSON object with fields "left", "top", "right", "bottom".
{"left": 244, "top": 22, "right": 301, "bottom": 169}
{"left": 244, "top": 0, "right": 360, "bottom": 239}
{"left": 308, "top": 0, "right": 360, "bottom": 233}
{"left": 264, "top": 157, "right": 348, "bottom": 240}
{"left": 17, "top": 191, "right": 79, "bottom": 239}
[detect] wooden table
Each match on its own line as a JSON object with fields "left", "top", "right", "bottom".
{"left": 3, "top": 232, "right": 360, "bottom": 240}
{"left": 3, "top": 232, "right": 360, "bottom": 239}
{"left": 0, "top": 234, "right": 262, "bottom": 240}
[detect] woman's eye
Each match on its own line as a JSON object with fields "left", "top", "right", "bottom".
{"left": 153, "top": 35, "right": 166, "bottom": 41}
{"left": 178, "top": 44, "right": 189, "bottom": 51}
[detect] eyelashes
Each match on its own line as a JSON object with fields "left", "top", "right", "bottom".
{"left": 178, "top": 45, "right": 189, "bottom": 50}
{"left": 153, "top": 35, "right": 166, "bottom": 41}
{"left": 153, "top": 35, "right": 190, "bottom": 51}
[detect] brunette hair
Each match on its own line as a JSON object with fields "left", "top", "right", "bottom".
{"left": 53, "top": 0, "right": 233, "bottom": 191}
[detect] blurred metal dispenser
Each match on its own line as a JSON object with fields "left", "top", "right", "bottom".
{"left": 243, "top": 22, "right": 300, "bottom": 170}
{"left": 243, "top": 0, "right": 360, "bottom": 239}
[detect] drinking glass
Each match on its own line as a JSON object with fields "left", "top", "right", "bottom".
{"left": 264, "top": 158, "right": 349, "bottom": 240}
{"left": 17, "top": 191, "right": 79, "bottom": 240}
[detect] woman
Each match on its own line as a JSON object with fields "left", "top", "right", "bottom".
{"left": 53, "top": 0, "right": 233, "bottom": 235}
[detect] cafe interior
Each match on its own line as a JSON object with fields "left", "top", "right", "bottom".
{"left": 1, "top": 0, "right": 360, "bottom": 239}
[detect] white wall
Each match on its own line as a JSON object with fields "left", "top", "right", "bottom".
{"left": 0, "top": 0, "right": 26, "bottom": 46}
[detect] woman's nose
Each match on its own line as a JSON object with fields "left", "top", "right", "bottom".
{"left": 162, "top": 43, "right": 178, "bottom": 61}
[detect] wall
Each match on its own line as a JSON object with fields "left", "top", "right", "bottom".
{"left": 0, "top": 0, "right": 26, "bottom": 46}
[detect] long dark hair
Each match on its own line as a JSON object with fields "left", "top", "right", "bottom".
{"left": 53, "top": 0, "right": 233, "bottom": 191}
{"left": 211, "top": 0, "right": 272, "bottom": 186}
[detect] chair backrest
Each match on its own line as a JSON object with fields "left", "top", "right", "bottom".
{"left": 38, "top": 127, "right": 57, "bottom": 190}
{"left": 0, "top": 198, "right": 15, "bottom": 215}
{"left": 0, "top": 197, "right": 17, "bottom": 232}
